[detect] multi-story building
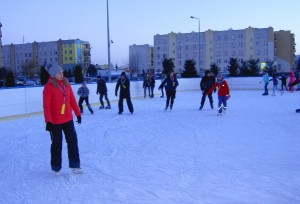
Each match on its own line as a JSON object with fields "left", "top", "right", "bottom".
{"left": 153, "top": 27, "right": 295, "bottom": 75}
{"left": 129, "top": 44, "right": 153, "bottom": 75}
{"left": 0, "top": 22, "right": 2, "bottom": 68}
{"left": 274, "top": 30, "right": 296, "bottom": 72}
{"left": 1, "top": 39, "right": 91, "bottom": 76}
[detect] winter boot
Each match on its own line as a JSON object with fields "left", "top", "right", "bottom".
{"left": 210, "top": 103, "right": 214, "bottom": 109}
{"left": 99, "top": 105, "right": 104, "bottom": 109}
{"left": 165, "top": 105, "right": 169, "bottom": 110}
{"left": 105, "top": 105, "right": 111, "bottom": 109}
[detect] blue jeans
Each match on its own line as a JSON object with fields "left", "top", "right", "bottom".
{"left": 218, "top": 96, "right": 227, "bottom": 113}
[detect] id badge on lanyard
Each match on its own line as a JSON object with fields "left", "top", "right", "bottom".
{"left": 56, "top": 82, "right": 66, "bottom": 115}
{"left": 61, "top": 96, "right": 66, "bottom": 115}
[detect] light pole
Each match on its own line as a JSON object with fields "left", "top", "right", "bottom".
{"left": 106, "top": 0, "right": 111, "bottom": 82}
{"left": 190, "top": 16, "right": 201, "bottom": 75}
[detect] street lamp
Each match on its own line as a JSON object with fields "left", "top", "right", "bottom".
{"left": 106, "top": 0, "right": 111, "bottom": 82}
{"left": 190, "top": 16, "right": 201, "bottom": 75}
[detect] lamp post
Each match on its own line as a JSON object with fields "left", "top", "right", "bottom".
{"left": 190, "top": 16, "right": 201, "bottom": 75}
{"left": 106, "top": 0, "right": 111, "bottom": 82}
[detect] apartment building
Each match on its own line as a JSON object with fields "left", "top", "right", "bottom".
{"left": 153, "top": 27, "right": 295, "bottom": 74}
{"left": 129, "top": 44, "right": 153, "bottom": 75}
{"left": 1, "top": 39, "right": 91, "bottom": 76}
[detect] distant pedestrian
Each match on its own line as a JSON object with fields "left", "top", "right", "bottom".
{"left": 43, "top": 63, "right": 82, "bottom": 174}
{"left": 96, "top": 75, "right": 111, "bottom": 109}
{"left": 206, "top": 73, "right": 230, "bottom": 116}
{"left": 199, "top": 70, "right": 215, "bottom": 110}
{"left": 115, "top": 72, "right": 134, "bottom": 114}
{"left": 158, "top": 71, "right": 179, "bottom": 110}
{"left": 77, "top": 82, "right": 94, "bottom": 114}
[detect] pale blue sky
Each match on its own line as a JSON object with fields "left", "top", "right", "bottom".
{"left": 1, "top": 0, "right": 299, "bottom": 66}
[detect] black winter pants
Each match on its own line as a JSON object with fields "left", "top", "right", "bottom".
{"left": 166, "top": 90, "right": 176, "bottom": 108}
{"left": 201, "top": 92, "right": 213, "bottom": 106}
{"left": 50, "top": 120, "right": 80, "bottom": 171}
{"left": 78, "top": 97, "right": 92, "bottom": 113}
{"left": 118, "top": 94, "right": 134, "bottom": 113}
{"left": 99, "top": 93, "right": 110, "bottom": 106}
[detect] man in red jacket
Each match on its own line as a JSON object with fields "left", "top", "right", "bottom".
{"left": 43, "top": 63, "right": 82, "bottom": 174}
{"left": 206, "top": 73, "right": 230, "bottom": 115}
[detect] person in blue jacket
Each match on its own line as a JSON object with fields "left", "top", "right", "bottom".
{"left": 158, "top": 71, "right": 179, "bottom": 110}
{"left": 260, "top": 71, "right": 269, "bottom": 95}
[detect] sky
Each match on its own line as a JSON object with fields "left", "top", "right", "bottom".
{"left": 1, "top": 0, "right": 300, "bottom": 66}
{"left": 0, "top": 89, "right": 300, "bottom": 203}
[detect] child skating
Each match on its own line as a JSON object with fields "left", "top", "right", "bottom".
{"left": 206, "top": 73, "right": 230, "bottom": 116}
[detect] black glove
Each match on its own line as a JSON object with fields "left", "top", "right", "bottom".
{"left": 46, "top": 122, "right": 53, "bottom": 132}
{"left": 76, "top": 116, "right": 81, "bottom": 124}
{"left": 115, "top": 92, "right": 118, "bottom": 97}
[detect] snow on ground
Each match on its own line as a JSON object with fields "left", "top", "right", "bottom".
{"left": 0, "top": 90, "right": 300, "bottom": 204}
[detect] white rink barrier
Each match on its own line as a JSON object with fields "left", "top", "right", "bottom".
{"left": 0, "top": 77, "right": 286, "bottom": 118}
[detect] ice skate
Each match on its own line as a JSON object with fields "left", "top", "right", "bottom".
{"left": 71, "top": 168, "right": 83, "bottom": 174}
{"left": 99, "top": 106, "right": 104, "bottom": 109}
{"left": 105, "top": 105, "right": 111, "bottom": 109}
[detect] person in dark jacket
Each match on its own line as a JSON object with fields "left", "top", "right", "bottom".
{"left": 115, "top": 72, "right": 134, "bottom": 114}
{"left": 278, "top": 74, "right": 288, "bottom": 91}
{"left": 143, "top": 74, "right": 151, "bottom": 98}
{"left": 199, "top": 70, "right": 215, "bottom": 110}
{"left": 148, "top": 72, "right": 156, "bottom": 98}
{"left": 158, "top": 71, "right": 179, "bottom": 110}
{"left": 96, "top": 75, "right": 111, "bottom": 109}
{"left": 77, "top": 82, "right": 93, "bottom": 114}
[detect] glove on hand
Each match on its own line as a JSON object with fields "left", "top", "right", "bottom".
{"left": 76, "top": 116, "right": 81, "bottom": 124}
{"left": 115, "top": 92, "right": 118, "bottom": 97}
{"left": 46, "top": 122, "right": 53, "bottom": 132}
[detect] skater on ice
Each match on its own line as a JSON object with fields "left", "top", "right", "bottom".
{"left": 115, "top": 72, "right": 134, "bottom": 114}
{"left": 260, "top": 71, "right": 269, "bottom": 95}
{"left": 199, "top": 70, "right": 215, "bottom": 110}
{"left": 269, "top": 72, "right": 284, "bottom": 96}
{"left": 43, "top": 63, "right": 83, "bottom": 174}
{"left": 77, "top": 81, "right": 94, "bottom": 114}
{"left": 158, "top": 70, "right": 179, "bottom": 110}
{"left": 206, "top": 73, "right": 230, "bottom": 115}
{"left": 96, "top": 75, "right": 111, "bottom": 109}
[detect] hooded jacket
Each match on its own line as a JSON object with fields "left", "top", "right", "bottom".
{"left": 43, "top": 77, "right": 81, "bottom": 124}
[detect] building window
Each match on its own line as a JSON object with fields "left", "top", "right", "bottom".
{"left": 69, "top": 57, "right": 72, "bottom": 61}
{"left": 185, "top": 45, "right": 188, "bottom": 50}
{"left": 231, "top": 34, "right": 235, "bottom": 40}
{"left": 69, "top": 50, "right": 72, "bottom": 54}
{"left": 65, "top": 57, "right": 68, "bottom": 61}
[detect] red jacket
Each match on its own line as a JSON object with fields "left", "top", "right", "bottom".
{"left": 207, "top": 80, "right": 230, "bottom": 96}
{"left": 43, "top": 77, "right": 81, "bottom": 124}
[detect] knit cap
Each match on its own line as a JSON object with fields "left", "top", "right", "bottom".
{"left": 46, "top": 63, "right": 63, "bottom": 78}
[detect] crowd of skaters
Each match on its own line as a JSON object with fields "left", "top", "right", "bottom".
{"left": 42, "top": 63, "right": 300, "bottom": 174}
